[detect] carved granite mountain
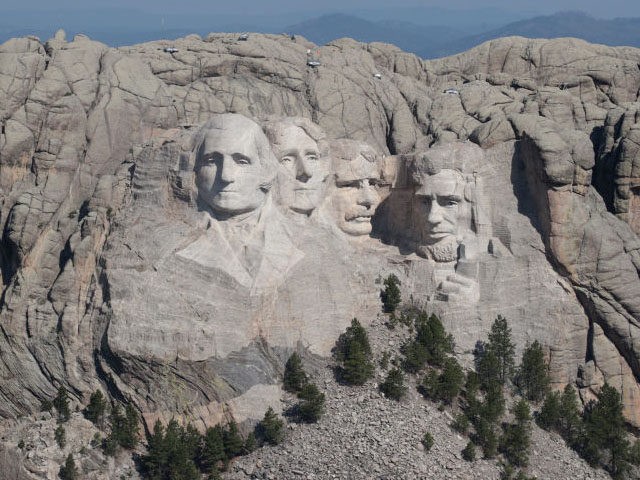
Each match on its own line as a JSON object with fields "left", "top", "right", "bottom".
{"left": 2, "top": 31, "right": 640, "bottom": 434}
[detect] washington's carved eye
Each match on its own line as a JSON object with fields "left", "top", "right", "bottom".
{"left": 280, "top": 155, "right": 294, "bottom": 163}
{"left": 305, "top": 154, "right": 318, "bottom": 161}
{"left": 232, "top": 153, "right": 251, "bottom": 165}
{"left": 202, "top": 152, "right": 221, "bottom": 165}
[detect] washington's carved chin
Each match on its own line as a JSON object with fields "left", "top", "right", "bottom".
{"left": 418, "top": 236, "right": 459, "bottom": 262}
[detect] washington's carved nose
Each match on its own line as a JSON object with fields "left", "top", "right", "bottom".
{"left": 219, "top": 155, "right": 236, "bottom": 183}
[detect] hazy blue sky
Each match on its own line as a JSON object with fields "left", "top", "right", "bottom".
{"left": 7, "top": 0, "right": 640, "bottom": 18}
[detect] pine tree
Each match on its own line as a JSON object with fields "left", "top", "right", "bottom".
{"left": 59, "top": 453, "right": 78, "bottom": 480}
{"left": 537, "top": 390, "right": 561, "bottom": 430}
{"left": 486, "top": 315, "right": 515, "bottom": 384}
{"left": 54, "top": 424, "right": 66, "bottom": 448}
{"left": 199, "top": 425, "right": 226, "bottom": 473}
{"left": 421, "top": 432, "right": 434, "bottom": 452}
{"left": 297, "top": 382, "right": 325, "bottom": 423}
{"left": 381, "top": 274, "right": 401, "bottom": 313}
{"left": 223, "top": 421, "right": 245, "bottom": 459}
{"left": 144, "top": 420, "right": 168, "bottom": 479}
{"left": 334, "top": 318, "right": 374, "bottom": 385}
{"left": 499, "top": 399, "right": 532, "bottom": 467}
{"left": 582, "top": 384, "right": 630, "bottom": 476}
{"left": 462, "top": 441, "right": 476, "bottom": 461}
{"left": 256, "top": 407, "right": 284, "bottom": 445}
{"left": 283, "top": 352, "right": 307, "bottom": 393}
{"left": 379, "top": 367, "right": 407, "bottom": 401}
{"left": 402, "top": 311, "right": 454, "bottom": 372}
{"left": 422, "top": 432, "right": 434, "bottom": 452}
{"left": 53, "top": 386, "right": 71, "bottom": 423}
{"left": 417, "top": 312, "right": 454, "bottom": 367}
{"left": 475, "top": 418, "right": 498, "bottom": 458}
{"left": 438, "top": 357, "right": 465, "bottom": 404}
{"left": 84, "top": 390, "right": 108, "bottom": 427}
{"left": 515, "top": 341, "right": 550, "bottom": 402}
{"left": 558, "top": 384, "right": 583, "bottom": 446}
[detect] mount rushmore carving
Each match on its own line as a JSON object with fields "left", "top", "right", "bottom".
{"left": 2, "top": 32, "right": 640, "bottom": 429}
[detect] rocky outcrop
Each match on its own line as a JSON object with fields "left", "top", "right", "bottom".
{"left": 2, "top": 31, "right": 640, "bottom": 435}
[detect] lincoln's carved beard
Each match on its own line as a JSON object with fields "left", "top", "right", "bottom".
{"left": 417, "top": 236, "right": 459, "bottom": 262}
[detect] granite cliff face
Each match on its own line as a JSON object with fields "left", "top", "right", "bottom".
{"left": 2, "top": 31, "right": 640, "bottom": 431}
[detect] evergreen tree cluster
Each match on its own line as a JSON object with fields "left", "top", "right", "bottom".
{"left": 142, "top": 418, "right": 255, "bottom": 479}
{"left": 401, "top": 311, "right": 454, "bottom": 373}
{"left": 103, "top": 404, "right": 140, "bottom": 455}
{"left": 283, "top": 352, "right": 326, "bottom": 423}
{"left": 538, "top": 383, "right": 640, "bottom": 478}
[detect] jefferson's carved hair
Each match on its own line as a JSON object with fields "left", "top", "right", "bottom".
{"left": 262, "top": 116, "right": 330, "bottom": 160}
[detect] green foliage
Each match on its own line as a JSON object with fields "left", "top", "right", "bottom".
{"left": 475, "top": 418, "right": 498, "bottom": 459}
{"left": 421, "top": 432, "right": 434, "bottom": 452}
{"left": 582, "top": 384, "right": 630, "bottom": 477}
{"left": 629, "top": 439, "right": 640, "bottom": 466}
{"left": 558, "top": 385, "right": 583, "bottom": 446}
{"left": 84, "top": 390, "right": 108, "bottom": 427}
{"left": 54, "top": 425, "right": 66, "bottom": 448}
{"left": 198, "top": 425, "right": 225, "bottom": 474}
{"left": 485, "top": 315, "right": 515, "bottom": 385}
{"left": 462, "top": 441, "right": 476, "bottom": 462}
{"left": 381, "top": 274, "right": 401, "bottom": 313}
{"left": 420, "top": 357, "right": 465, "bottom": 405}
{"left": 334, "top": 318, "right": 374, "bottom": 385}
{"left": 106, "top": 404, "right": 140, "bottom": 453}
{"left": 499, "top": 399, "right": 532, "bottom": 468}
{"left": 40, "top": 399, "right": 54, "bottom": 413}
{"left": 53, "top": 387, "right": 71, "bottom": 423}
{"left": 143, "top": 419, "right": 200, "bottom": 480}
{"left": 379, "top": 367, "right": 406, "bottom": 401}
{"left": 223, "top": 421, "right": 244, "bottom": 459}
{"left": 536, "top": 390, "right": 561, "bottom": 431}
{"left": 402, "top": 312, "right": 454, "bottom": 372}
{"left": 515, "top": 341, "right": 550, "bottom": 402}
{"left": 256, "top": 407, "right": 284, "bottom": 445}
{"left": 243, "top": 432, "right": 257, "bottom": 454}
{"left": 379, "top": 351, "right": 391, "bottom": 370}
{"left": 451, "top": 413, "right": 470, "bottom": 435}
{"left": 58, "top": 453, "right": 78, "bottom": 480}
{"left": 480, "top": 383, "right": 505, "bottom": 425}
{"left": 283, "top": 352, "right": 308, "bottom": 393}
{"left": 297, "top": 383, "right": 325, "bottom": 423}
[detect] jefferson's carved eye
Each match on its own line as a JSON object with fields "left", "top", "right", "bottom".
{"left": 337, "top": 180, "right": 359, "bottom": 188}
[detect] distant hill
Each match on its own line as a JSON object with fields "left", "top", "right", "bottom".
{"left": 427, "top": 11, "right": 640, "bottom": 58}
{"left": 285, "top": 13, "right": 461, "bottom": 56}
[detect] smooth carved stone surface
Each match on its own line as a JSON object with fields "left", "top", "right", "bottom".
{"left": 1, "top": 32, "right": 640, "bottom": 429}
